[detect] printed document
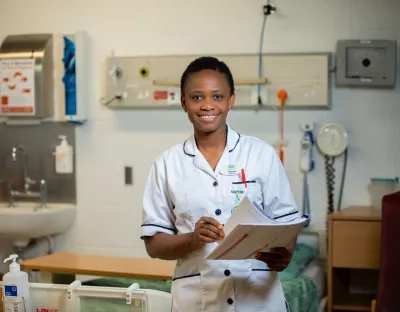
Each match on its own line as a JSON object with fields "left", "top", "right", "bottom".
{"left": 205, "top": 196, "right": 308, "bottom": 260}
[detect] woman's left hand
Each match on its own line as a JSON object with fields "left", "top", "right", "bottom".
{"left": 255, "top": 248, "right": 293, "bottom": 272}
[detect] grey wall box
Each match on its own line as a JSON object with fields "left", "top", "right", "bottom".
{"left": 336, "top": 40, "right": 397, "bottom": 88}
{"left": 0, "top": 34, "right": 54, "bottom": 122}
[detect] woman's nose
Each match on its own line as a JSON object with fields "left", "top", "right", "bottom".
{"left": 200, "top": 97, "right": 214, "bottom": 110}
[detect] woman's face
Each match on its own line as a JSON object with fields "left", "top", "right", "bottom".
{"left": 181, "top": 69, "right": 235, "bottom": 134}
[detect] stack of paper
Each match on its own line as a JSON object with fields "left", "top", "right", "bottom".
{"left": 205, "top": 196, "right": 309, "bottom": 260}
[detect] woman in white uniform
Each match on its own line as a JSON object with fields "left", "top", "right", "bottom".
{"left": 141, "top": 56, "right": 300, "bottom": 312}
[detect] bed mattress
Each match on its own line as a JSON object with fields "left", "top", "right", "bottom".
{"left": 302, "top": 259, "right": 325, "bottom": 299}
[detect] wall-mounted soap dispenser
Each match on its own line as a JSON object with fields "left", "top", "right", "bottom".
{"left": 0, "top": 34, "right": 54, "bottom": 124}
{"left": 54, "top": 135, "right": 74, "bottom": 174}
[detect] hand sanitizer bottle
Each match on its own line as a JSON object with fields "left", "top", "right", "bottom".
{"left": 2, "top": 254, "right": 31, "bottom": 312}
{"left": 54, "top": 135, "right": 73, "bottom": 174}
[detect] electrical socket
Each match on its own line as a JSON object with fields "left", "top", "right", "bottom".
{"left": 125, "top": 166, "right": 133, "bottom": 185}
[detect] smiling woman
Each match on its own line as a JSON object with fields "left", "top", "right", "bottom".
{"left": 180, "top": 57, "right": 236, "bottom": 170}
{"left": 181, "top": 57, "right": 235, "bottom": 136}
{"left": 140, "top": 56, "right": 299, "bottom": 312}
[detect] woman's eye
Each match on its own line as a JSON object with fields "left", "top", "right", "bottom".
{"left": 214, "top": 94, "right": 223, "bottom": 100}
{"left": 192, "top": 95, "right": 202, "bottom": 100}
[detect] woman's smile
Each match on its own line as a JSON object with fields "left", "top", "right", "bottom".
{"left": 199, "top": 114, "right": 219, "bottom": 121}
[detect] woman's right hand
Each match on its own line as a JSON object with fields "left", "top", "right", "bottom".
{"left": 193, "top": 216, "right": 225, "bottom": 248}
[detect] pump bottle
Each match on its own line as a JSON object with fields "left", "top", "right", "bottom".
{"left": 2, "top": 254, "right": 31, "bottom": 312}
{"left": 54, "top": 135, "right": 73, "bottom": 174}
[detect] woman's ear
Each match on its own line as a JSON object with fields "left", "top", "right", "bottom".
{"left": 228, "top": 94, "right": 236, "bottom": 111}
{"left": 181, "top": 95, "right": 187, "bottom": 112}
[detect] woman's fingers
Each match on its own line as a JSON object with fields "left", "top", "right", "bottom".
{"left": 194, "top": 216, "right": 225, "bottom": 245}
{"left": 198, "top": 228, "right": 221, "bottom": 241}
{"left": 198, "top": 217, "right": 224, "bottom": 239}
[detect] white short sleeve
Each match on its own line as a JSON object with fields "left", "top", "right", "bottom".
{"left": 262, "top": 146, "right": 300, "bottom": 222}
{"left": 141, "top": 156, "right": 177, "bottom": 238}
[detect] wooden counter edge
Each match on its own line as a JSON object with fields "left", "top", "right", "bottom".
{"left": 19, "top": 265, "right": 174, "bottom": 281}
{"left": 328, "top": 206, "right": 381, "bottom": 221}
{"left": 19, "top": 252, "right": 175, "bottom": 281}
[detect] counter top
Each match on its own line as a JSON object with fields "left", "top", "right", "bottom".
{"left": 20, "top": 252, "right": 176, "bottom": 280}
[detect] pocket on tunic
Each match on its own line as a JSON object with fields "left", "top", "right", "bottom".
{"left": 171, "top": 273, "right": 204, "bottom": 312}
{"left": 248, "top": 270, "right": 287, "bottom": 312}
{"left": 231, "top": 180, "right": 264, "bottom": 211}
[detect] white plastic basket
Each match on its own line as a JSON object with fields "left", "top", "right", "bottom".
{"left": 1, "top": 280, "right": 172, "bottom": 312}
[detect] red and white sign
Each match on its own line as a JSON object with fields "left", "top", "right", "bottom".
{"left": 34, "top": 307, "right": 60, "bottom": 312}
{"left": 153, "top": 90, "right": 168, "bottom": 100}
{"left": 0, "top": 58, "right": 35, "bottom": 115}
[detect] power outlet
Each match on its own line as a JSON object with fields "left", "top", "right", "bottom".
{"left": 125, "top": 166, "right": 133, "bottom": 185}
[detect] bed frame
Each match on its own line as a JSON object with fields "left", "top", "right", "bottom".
{"left": 297, "top": 227, "right": 327, "bottom": 312}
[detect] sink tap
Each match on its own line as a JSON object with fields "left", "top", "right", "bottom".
{"left": 8, "top": 180, "right": 15, "bottom": 207}
{"left": 12, "top": 144, "right": 37, "bottom": 192}
{"left": 9, "top": 145, "right": 47, "bottom": 208}
{"left": 8, "top": 179, "right": 47, "bottom": 209}
{"left": 40, "top": 179, "right": 47, "bottom": 208}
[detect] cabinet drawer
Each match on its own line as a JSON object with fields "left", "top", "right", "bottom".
{"left": 332, "top": 220, "right": 381, "bottom": 269}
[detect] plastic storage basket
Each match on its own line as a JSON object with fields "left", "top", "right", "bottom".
{"left": 1, "top": 280, "right": 172, "bottom": 312}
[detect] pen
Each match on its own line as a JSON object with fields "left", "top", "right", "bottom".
{"left": 241, "top": 168, "right": 247, "bottom": 188}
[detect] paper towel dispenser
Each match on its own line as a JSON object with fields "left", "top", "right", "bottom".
{"left": 0, "top": 34, "right": 54, "bottom": 122}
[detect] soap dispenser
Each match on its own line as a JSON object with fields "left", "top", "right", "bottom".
{"left": 2, "top": 254, "right": 31, "bottom": 312}
{"left": 54, "top": 135, "right": 73, "bottom": 174}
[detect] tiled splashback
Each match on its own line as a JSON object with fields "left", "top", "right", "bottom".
{"left": 0, "top": 123, "right": 76, "bottom": 204}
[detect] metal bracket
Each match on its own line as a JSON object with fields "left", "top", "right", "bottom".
{"left": 125, "top": 283, "right": 139, "bottom": 305}
{"left": 67, "top": 280, "right": 81, "bottom": 299}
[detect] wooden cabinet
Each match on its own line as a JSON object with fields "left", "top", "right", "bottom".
{"left": 328, "top": 206, "right": 381, "bottom": 312}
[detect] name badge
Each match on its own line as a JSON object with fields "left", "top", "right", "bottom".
{"left": 220, "top": 164, "right": 240, "bottom": 176}
{"left": 231, "top": 182, "right": 246, "bottom": 193}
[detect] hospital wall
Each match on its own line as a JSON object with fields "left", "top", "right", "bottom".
{"left": 0, "top": 0, "right": 399, "bottom": 271}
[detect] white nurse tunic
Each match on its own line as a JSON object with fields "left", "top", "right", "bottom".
{"left": 141, "top": 125, "right": 299, "bottom": 312}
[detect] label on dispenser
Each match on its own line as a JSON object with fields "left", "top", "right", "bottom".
{"left": 4, "top": 285, "right": 18, "bottom": 297}
{"left": 0, "top": 58, "right": 35, "bottom": 115}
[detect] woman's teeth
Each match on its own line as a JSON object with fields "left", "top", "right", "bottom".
{"left": 200, "top": 115, "right": 217, "bottom": 119}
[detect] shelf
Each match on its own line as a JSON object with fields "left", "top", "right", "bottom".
{"left": 101, "top": 52, "right": 331, "bottom": 111}
{"left": 331, "top": 268, "right": 378, "bottom": 312}
{"left": 332, "top": 293, "right": 374, "bottom": 311}
{"left": 332, "top": 305, "right": 370, "bottom": 311}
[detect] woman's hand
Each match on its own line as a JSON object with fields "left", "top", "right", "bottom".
{"left": 193, "top": 216, "right": 224, "bottom": 248}
{"left": 255, "top": 247, "right": 293, "bottom": 272}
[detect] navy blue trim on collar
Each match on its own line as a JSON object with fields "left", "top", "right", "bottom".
{"left": 182, "top": 130, "right": 241, "bottom": 157}
{"left": 229, "top": 133, "right": 241, "bottom": 153}
{"left": 183, "top": 140, "right": 195, "bottom": 157}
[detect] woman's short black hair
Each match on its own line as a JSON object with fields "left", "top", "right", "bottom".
{"left": 180, "top": 56, "right": 235, "bottom": 96}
